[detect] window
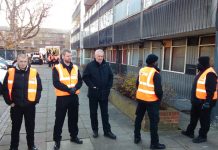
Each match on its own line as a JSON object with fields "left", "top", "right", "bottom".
{"left": 171, "top": 47, "right": 185, "bottom": 72}
{"left": 162, "top": 38, "right": 186, "bottom": 73}
{"left": 90, "top": 19, "right": 98, "bottom": 34}
{"left": 100, "top": 0, "right": 109, "bottom": 7}
{"left": 144, "top": 0, "right": 164, "bottom": 9}
{"left": 122, "top": 47, "right": 127, "bottom": 64}
{"left": 84, "top": 26, "right": 90, "bottom": 37}
{"left": 114, "top": 0, "right": 128, "bottom": 23}
{"left": 112, "top": 48, "right": 116, "bottom": 62}
{"left": 200, "top": 35, "right": 215, "bottom": 45}
{"left": 85, "top": 50, "right": 91, "bottom": 58}
{"left": 163, "top": 48, "right": 170, "bottom": 70}
{"left": 128, "top": 0, "right": 141, "bottom": 16}
{"left": 127, "top": 44, "right": 139, "bottom": 66}
{"left": 106, "top": 47, "right": 113, "bottom": 62}
{"left": 152, "top": 41, "right": 162, "bottom": 67}
{"left": 199, "top": 35, "right": 215, "bottom": 66}
{"left": 99, "top": 9, "right": 113, "bottom": 30}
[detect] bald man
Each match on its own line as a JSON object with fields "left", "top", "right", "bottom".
{"left": 82, "top": 49, "right": 116, "bottom": 139}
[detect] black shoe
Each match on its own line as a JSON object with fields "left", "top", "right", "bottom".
{"left": 53, "top": 141, "right": 60, "bottom": 150}
{"left": 150, "top": 143, "right": 166, "bottom": 149}
{"left": 181, "top": 130, "right": 194, "bottom": 138}
{"left": 104, "top": 131, "right": 116, "bottom": 140}
{"left": 9, "top": 148, "right": 18, "bottom": 150}
{"left": 93, "top": 131, "right": 99, "bottom": 138}
{"left": 134, "top": 137, "right": 141, "bottom": 144}
{"left": 71, "top": 137, "right": 83, "bottom": 144}
{"left": 192, "top": 136, "right": 207, "bottom": 143}
{"left": 28, "top": 146, "right": 38, "bottom": 150}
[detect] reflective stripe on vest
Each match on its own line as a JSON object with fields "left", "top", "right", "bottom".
{"left": 8, "top": 68, "right": 37, "bottom": 102}
{"left": 196, "top": 67, "right": 218, "bottom": 100}
{"left": 55, "top": 64, "right": 80, "bottom": 96}
{"left": 136, "top": 67, "right": 159, "bottom": 102}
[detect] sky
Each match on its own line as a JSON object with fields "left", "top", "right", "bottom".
{"left": 42, "top": 0, "right": 76, "bottom": 30}
{"left": 0, "top": 0, "right": 76, "bottom": 30}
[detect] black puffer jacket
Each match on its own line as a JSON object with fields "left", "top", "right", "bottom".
{"left": 2, "top": 66, "right": 42, "bottom": 106}
{"left": 82, "top": 59, "right": 113, "bottom": 98}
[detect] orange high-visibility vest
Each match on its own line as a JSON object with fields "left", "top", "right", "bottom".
{"left": 8, "top": 68, "right": 37, "bottom": 102}
{"left": 136, "top": 67, "right": 159, "bottom": 102}
{"left": 55, "top": 64, "right": 80, "bottom": 96}
{"left": 196, "top": 67, "right": 218, "bottom": 100}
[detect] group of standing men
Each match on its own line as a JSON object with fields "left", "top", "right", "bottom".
{"left": 0, "top": 48, "right": 217, "bottom": 150}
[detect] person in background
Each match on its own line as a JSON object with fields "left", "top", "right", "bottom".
{"left": 181, "top": 56, "right": 217, "bottom": 143}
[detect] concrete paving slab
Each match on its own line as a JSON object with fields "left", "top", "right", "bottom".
{"left": 47, "top": 139, "right": 94, "bottom": 150}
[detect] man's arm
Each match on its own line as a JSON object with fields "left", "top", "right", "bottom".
{"left": 153, "top": 72, "right": 163, "bottom": 100}
{"left": 136, "top": 75, "right": 139, "bottom": 88}
{"left": 52, "top": 67, "right": 71, "bottom": 92}
{"left": 2, "top": 72, "right": 13, "bottom": 105}
{"left": 35, "top": 73, "right": 43, "bottom": 103}
{"left": 82, "top": 64, "right": 95, "bottom": 88}
{"left": 75, "top": 70, "right": 83, "bottom": 90}
{"left": 205, "top": 72, "right": 217, "bottom": 103}
{"left": 0, "top": 82, "right": 2, "bottom": 95}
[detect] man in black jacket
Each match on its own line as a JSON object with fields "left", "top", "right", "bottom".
{"left": 181, "top": 56, "right": 217, "bottom": 143}
{"left": 134, "top": 54, "right": 165, "bottom": 149}
{"left": 53, "top": 49, "right": 83, "bottom": 150}
{"left": 82, "top": 49, "right": 116, "bottom": 139}
{"left": 2, "top": 54, "right": 42, "bottom": 150}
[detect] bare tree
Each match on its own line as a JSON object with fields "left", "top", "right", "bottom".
{"left": 0, "top": 0, "right": 52, "bottom": 49}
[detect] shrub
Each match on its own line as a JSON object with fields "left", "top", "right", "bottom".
{"left": 115, "top": 74, "right": 137, "bottom": 99}
{"left": 160, "top": 84, "right": 176, "bottom": 110}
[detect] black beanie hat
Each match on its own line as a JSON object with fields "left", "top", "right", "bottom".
{"left": 198, "top": 56, "right": 210, "bottom": 67}
{"left": 146, "top": 54, "right": 158, "bottom": 65}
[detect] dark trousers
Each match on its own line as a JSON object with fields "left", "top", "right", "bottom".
{"left": 89, "top": 96, "right": 111, "bottom": 133}
{"left": 186, "top": 103, "right": 213, "bottom": 138}
{"left": 53, "top": 95, "right": 79, "bottom": 142}
{"left": 48, "top": 61, "right": 51, "bottom": 67}
{"left": 134, "top": 100, "right": 160, "bottom": 145}
{"left": 10, "top": 105, "right": 36, "bottom": 148}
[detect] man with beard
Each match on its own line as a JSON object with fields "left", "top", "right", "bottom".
{"left": 134, "top": 54, "right": 166, "bottom": 149}
{"left": 52, "top": 49, "right": 83, "bottom": 150}
{"left": 181, "top": 56, "right": 217, "bottom": 143}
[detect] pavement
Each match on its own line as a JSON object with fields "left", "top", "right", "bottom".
{"left": 0, "top": 64, "right": 218, "bottom": 150}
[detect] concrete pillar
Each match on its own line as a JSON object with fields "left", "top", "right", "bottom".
{"left": 211, "top": 31, "right": 218, "bottom": 123}
{"left": 211, "top": 1, "right": 218, "bottom": 123}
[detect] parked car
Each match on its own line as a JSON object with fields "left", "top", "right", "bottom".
{"left": 0, "top": 56, "right": 13, "bottom": 68}
{"left": 31, "top": 55, "right": 43, "bottom": 65}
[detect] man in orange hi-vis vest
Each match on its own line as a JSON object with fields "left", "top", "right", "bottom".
{"left": 2, "top": 54, "right": 42, "bottom": 150}
{"left": 52, "top": 49, "right": 83, "bottom": 150}
{"left": 134, "top": 54, "right": 166, "bottom": 149}
{"left": 182, "top": 56, "right": 217, "bottom": 143}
